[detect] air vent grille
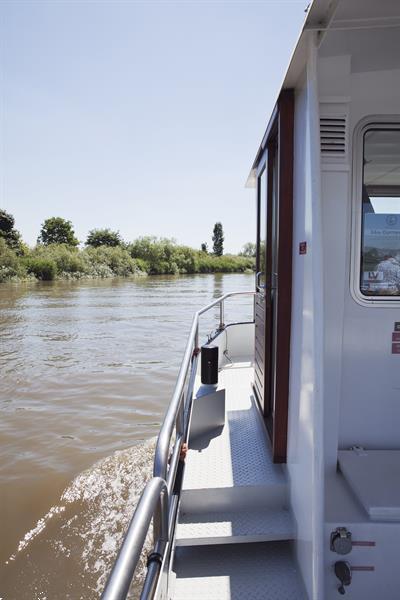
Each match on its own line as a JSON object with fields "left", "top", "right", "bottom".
{"left": 320, "top": 117, "right": 347, "bottom": 156}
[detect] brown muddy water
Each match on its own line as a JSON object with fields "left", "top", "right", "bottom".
{"left": 0, "top": 273, "right": 254, "bottom": 599}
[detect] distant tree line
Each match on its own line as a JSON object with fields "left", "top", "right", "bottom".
{"left": 0, "top": 211, "right": 255, "bottom": 282}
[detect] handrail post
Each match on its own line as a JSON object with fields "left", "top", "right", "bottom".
{"left": 194, "top": 323, "right": 199, "bottom": 354}
{"left": 176, "top": 391, "right": 184, "bottom": 436}
{"left": 153, "top": 485, "right": 169, "bottom": 544}
{"left": 219, "top": 299, "right": 225, "bottom": 331}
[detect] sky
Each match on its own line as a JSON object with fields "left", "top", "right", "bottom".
{"left": 1, "top": 0, "right": 307, "bottom": 254}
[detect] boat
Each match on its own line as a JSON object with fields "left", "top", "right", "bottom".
{"left": 102, "top": 0, "right": 400, "bottom": 597}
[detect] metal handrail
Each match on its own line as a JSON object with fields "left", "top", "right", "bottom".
{"left": 101, "top": 477, "right": 168, "bottom": 600}
{"left": 153, "top": 290, "right": 255, "bottom": 482}
{"left": 102, "top": 290, "right": 255, "bottom": 600}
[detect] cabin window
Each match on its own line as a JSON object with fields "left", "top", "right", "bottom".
{"left": 258, "top": 168, "right": 267, "bottom": 288}
{"left": 360, "top": 127, "right": 400, "bottom": 297}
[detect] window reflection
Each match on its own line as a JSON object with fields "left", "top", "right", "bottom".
{"left": 259, "top": 169, "right": 266, "bottom": 288}
{"left": 361, "top": 129, "right": 400, "bottom": 296}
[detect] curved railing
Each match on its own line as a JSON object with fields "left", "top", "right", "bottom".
{"left": 101, "top": 290, "right": 255, "bottom": 600}
{"left": 102, "top": 477, "right": 169, "bottom": 600}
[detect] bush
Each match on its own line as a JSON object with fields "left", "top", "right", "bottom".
{"left": 197, "top": 253, "right": 254, "bottom": 273}
{"left": 128, "top": 237, "right": 198, "bottom": 274}
{"left": 133, "top": 257, "right": 150, "bottom": 273}
{"left": 83, "top": 246, "right": 143, "bottom": 277}
{"left": 34, "top": 244, "right": 87, "bottom": 276}
{"left": 0, "top": 238, "right": 27, "bottom": 281}
{"left": 0, "top": 234, "right": 254, "bottom": 283}
{"left": 128, "top": 236, "right": 176, "bottom": 273}
{"left": 25, "top": 257, "right": 56, "bottom": 280}
{"left": 19, "top": 244, "right": 146, "bottom": 280}
{"left": 175, "top": 246, "right": 199, "bottom": 274}
{"left": 127, "top": 237, "right": 254, "bottom": 275}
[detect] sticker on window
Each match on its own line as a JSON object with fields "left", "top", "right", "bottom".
{"left": 360, "top": 128, "right": 400, "bottom": 297}
{"left": 361, "top": 214, "right": 400, "bottom": 294}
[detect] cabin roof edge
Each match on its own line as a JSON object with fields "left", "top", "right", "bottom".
{"left": 246, "top": 0, "right": 336, "bottom": 184}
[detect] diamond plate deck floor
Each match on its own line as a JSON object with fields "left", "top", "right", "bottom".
{"left": 172, "top": 542, "right": 307, "bottom": 600}
{"left": 171, "top": 359, "right": 303, "bottom": 596}
{"left": 182, "top": 360, "right": 287, "bottom": 504}
{"left": 176, "top": 507, "right": 294, "bottom": 546}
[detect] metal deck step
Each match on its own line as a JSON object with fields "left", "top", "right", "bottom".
{"left": 171, "top": 361, "right": 301, "bottom": 598}
{"left": 171, "top": 541, "right": 307, "bottom": 600}
{"left": 175, "top": 506, "right": 295, "bottom": 546}
{"left": 181, "top": 361, "right": 288, "bottom": 514}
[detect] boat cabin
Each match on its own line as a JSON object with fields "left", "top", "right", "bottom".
{"left": 247, "top": 0, "right": 400, "bottom": 597}
{"left": 102, "top": 1, "right": 400, "bottom": 598}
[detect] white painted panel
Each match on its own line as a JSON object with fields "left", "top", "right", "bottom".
{"left": 287, "top": 37, "right": 325, "bottom": 596}
{"left": 317, "top": 42, "right": 400, "bottom": 600}
{"left": 321, "top": 170, "right": 349, "bottom": 470}
{"left": 339, "top": 68, "right": 400, "bottom": 450}
{"left": 207, "top": 323, "right": 254, "bottom": 368}
{"left": 317, "top": 55, "right": 400, "bottom": 455}
{"left": 288, "top": 73, "right": 314, "bottom": 599}
{"left": 225, "top": 322, "right": 254, "bottom": 359}
{"left": 318, "top": 55, "right": 350, "bottom": 99}
{"left": 338, "top": 450, "right": 400, "bottom": 521}
{"left": 324, "top": 473, "right": 400, "bottom": 599}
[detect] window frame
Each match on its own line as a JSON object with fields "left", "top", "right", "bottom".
{"left": 351, "top": 116, "right": 400, "bottom": 307}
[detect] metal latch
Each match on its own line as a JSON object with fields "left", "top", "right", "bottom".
{"left": 334, "top": 561, "right": 375, "bottom": 595}
{"left": 334, "top": 561, "right": 352, "bottom": 595}
{"left": 330, "top": 527, "right": 352, "bottom": 555}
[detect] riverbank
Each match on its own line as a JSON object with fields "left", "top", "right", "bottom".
{"left": 0, "top": 238, "right": 255, "bottom": 283}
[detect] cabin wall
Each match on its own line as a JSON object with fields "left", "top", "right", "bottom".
{"left": 340, "top": 69, "right": 400, "bottom": 450}
{"left": 287, "top": 39, "right": 324, "bottom": 598}
{"left": 316, "top": 32, "right": 400, "bottom": 598}
{"left": 318, "top": 55, "right": 400, "bottom": 469}
{"left": 287, "top": 69, "right": 313, "bottom": 597}
{"left": 287, "top": 70, "right": 312, "bottom": 598}
{"left": 286, "top": 44, "right": 400, "bottom": 600}
{"left": 318, "top": 55, "right": 352, "bottom": 471}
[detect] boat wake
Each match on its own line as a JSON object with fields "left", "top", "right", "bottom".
{"left": 3, "top": 437, "right": 156, "bottom": 600}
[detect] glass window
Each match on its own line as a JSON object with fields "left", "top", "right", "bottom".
{"left": 258, "top": 168, "right": 267, "bottom": 289}
{"left": 360, "top": 128, "right": 400, "bottom": 296}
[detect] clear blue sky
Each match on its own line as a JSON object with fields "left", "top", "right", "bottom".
{"left": 1, "top": 0, "right": 306, "bottom": 253}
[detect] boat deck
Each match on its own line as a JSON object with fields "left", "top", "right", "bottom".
{"left": 170, "top": 358, "right": 306, "bottom": 599}
{"left": 172, "top": 542, "right": 304, "bottom": 600}
{"left": 183, "top": 359, "right": 285, "bottom": 493}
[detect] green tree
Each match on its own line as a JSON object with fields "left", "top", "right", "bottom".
{"left": 240, "top": 242, "right": 256, "bottom": 257}
{"left": 201, "top": 242, "right": 208, "bottom": 253}
{"left": 86, "top": 228, "right": 123, "bottom": 247}
{"left": 38, "top": 217, "right": 79, "bottom": 247}
{"left": 0, "top": 209, "right": 22, "bottom": 252}
{"left": 212, "top": 222, "right": 224, "bottom": 256}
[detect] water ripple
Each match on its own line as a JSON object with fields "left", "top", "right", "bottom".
{"left": 0, "top": 273, "right": 254, "bottom": 597}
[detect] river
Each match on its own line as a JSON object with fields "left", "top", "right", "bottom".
{"left": 0, "top": 273, "right": 254, "bottom": 599}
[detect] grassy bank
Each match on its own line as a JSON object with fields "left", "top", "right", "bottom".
{"left": 0, "top": 237, "right": 254, "bottom": 283}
